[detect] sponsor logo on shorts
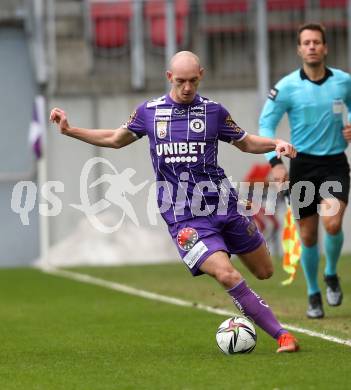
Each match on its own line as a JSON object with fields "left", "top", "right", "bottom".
{"left": 177, "top": 227, "right": 199, "bottom": 251}
{"left": 183, "top": 241, "right": 208, "bottom": 269}
{"left": 246, "top": 219, "right": 257, "bottom": 236}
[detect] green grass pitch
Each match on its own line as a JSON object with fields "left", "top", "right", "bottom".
{"left": 0, "top": 255, "right": 350, "bottom": 389}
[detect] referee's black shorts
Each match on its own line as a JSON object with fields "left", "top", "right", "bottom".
{"left": 289, "top": 152, "right": 350, "bottom": 219}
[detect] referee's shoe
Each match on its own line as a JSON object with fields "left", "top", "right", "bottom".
{"left": 306, "top": 292, "right": 324, "bottom": 319}
{"left": 324, "top": 274, "right": 343, "bottom": 306}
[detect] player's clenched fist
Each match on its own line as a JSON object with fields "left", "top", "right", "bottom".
{"left": 49, "top": 107, "right": 70, "bottom": 134}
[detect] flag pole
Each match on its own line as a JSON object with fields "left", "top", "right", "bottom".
{"left": 36, "top": 95, "right": 50, "bottom": 262}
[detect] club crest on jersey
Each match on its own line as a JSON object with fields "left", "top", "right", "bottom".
{"left": 177, "top": 227, "right": 199, "bottom": 251}
{"left": 190, "top": 118, "right": 205, "bottom": 133}
{"left": 157, "top": 121, "right": 168, "bottom": 139}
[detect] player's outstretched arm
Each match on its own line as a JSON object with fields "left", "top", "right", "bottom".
{"left": 232, "top": 134, "right": 296, "bottom": 158}
{"left": 49, "top": 107, "right": 137, "bottom": 149}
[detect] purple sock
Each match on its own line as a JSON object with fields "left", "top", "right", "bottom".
{"left": 227, "top": 279, "right": 287, "bottom": 339}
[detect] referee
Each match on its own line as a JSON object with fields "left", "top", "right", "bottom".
{"left": 259, "top": 23, "right": 351, "bottom": 319}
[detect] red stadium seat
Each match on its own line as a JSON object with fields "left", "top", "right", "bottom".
{"left": 319, "top": 0, "right": 347, "bottom": 7}
{"left": 319, "top": 0, "right": 347, "bottom": 29}
{"left": 91, "top": 1, "right": 133, "bottom": 48}
{"left": 145, "top": 0, "right": 189, "bottom": 47}
{"left": 201, "top": 0, "right": 249, "bottom": 34}
{"left": 267, "top": 0, "right": 306, "bottom": 32}
{"left": 204, "top": 0, "right": 248, "bottom": 14}
{"left": 267, "top": 0, "right": 306, "bottom": 10}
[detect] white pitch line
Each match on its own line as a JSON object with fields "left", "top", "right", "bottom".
{"left": 39, "top": 265, "right": 351, "bottom": 348}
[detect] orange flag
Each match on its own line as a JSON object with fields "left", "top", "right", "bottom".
{"left": 281, "top": 205, "right": 301, "bottom": 285}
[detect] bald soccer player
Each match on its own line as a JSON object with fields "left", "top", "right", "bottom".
{"left": 50, "top": 51, "right": 299, "bottom": 353}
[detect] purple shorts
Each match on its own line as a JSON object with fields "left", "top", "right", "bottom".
{"left": 167, "top": 206, "right": 265, "bottom": 276}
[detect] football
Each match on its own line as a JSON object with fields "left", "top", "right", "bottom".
{"left": 216, "top": 316, "right": 257, "bottom": 355}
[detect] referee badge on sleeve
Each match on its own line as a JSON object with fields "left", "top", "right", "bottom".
{"left": 268, "top": 88, "right": 279, "bottom": 101}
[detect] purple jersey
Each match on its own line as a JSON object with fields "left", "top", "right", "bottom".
{"left": 124, "top": 93, "right": 247, "bottom": 224}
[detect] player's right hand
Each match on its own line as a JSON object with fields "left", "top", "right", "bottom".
{"left": 49, "top": 107, "right": 70, "bottom": 134}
